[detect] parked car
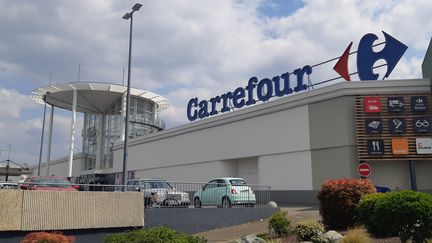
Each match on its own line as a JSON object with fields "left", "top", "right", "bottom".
{"left": 375, "top": 186, "right": 391, "bottom": 193}
{"left": 0, "top": 182, "right": 18, "bottom": 189}
{"left": 127, "top": 178, "right": 190, "bottom": 207}
{"left": 20, "top": 176, "right": 79, "bottom": 191}
{"left": 193, "top": 177, "right": 256, "bottom": 208}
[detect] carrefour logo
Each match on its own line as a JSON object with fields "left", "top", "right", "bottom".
{"left": 334, "top": 31, "right": 407, "bottom": 81}
{"left": 187, "top": 31, "right": 407, "bottom": 122}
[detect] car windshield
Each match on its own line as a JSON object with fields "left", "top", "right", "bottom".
{"left": 148, "top": 181, "right": 172, "bottom": 189}
{"left": 229, "top": 179, "right": 246, "bottom": 185}
{"left": 30, "top": 178, "right": 71, "bottom": 187}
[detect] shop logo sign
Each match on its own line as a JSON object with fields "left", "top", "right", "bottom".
{"left": 365, "top": 118, "right": 382, "bottom": 134}
{"left": 368, "top": 139, "right": 384, "bottom": 155}
{"left": 411, "top": 96, "right": 428, "bottom": 112}
{"left": 414, "top": 118, "right": 431, "bottom": 133}
{"left": 334, "top": 31, "right": 408, "bottom": 81}
{"left": 364, "top": 97, "right": 381, "bottom": 113}
{"left": 416, "top": 138, "right": 432, "bottom": 154}
{"left": 187, "top": 31, "right": 408, "bottom": 122}
{"left": 387, "top": 97, "right": 404, "bottom": 113}
{"left": 389, "top": 118, "right": 406, "bottom": 134}
{"left": 392, "top": 138, "right": 409, "bottom": 155}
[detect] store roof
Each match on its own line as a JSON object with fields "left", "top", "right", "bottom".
{"left": 31, "top": 82, "right": 170, "bottom": 113}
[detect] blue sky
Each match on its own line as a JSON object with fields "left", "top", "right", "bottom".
{"left": 0, "top": 0, "right": 431, "bottom": 166}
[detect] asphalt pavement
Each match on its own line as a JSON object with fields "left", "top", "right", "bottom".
{"left": 195, "top": 205, "right": 320, "bottom": 243}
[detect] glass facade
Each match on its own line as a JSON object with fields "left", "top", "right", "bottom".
{"left": 82, "top": 97, "right": 164, "bottom": 171}
{"left": 83, "top": 114, "right": 97, "bottom": 170}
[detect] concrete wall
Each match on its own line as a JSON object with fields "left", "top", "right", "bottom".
{"left": 114, "top": 106, "right": 309, "bottom": 172}
{"left": 368, "top": 160, "right": 432, "bottom": 190}
{"left": 134, "top": 160, "right": 237, "bottom": 182}
{"left": 258, "top": 152, "right": 313, "bottom": 190}
{"left": 0, "top": 190, "right": 144, "bottom": 231}
{"left": 114, "top": 105, "right": 310, "bottom": 185}
{"left": 33, "top": 155, "right": 84, "bottom": 178}
{"left": 308, "top": 96, "right": 358, "bottom": 190}
{"left": 0, "top": 190, "right": 22, "bottom": 231}
{"left": 236, "top": 157, "right": 258, "bottom": 184}
{"left": 416, "top": 160, "right": 432, "bottom": 190}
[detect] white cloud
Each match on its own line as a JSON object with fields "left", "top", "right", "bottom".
{"left": 0, "top": 88, "right": 37, "bottom": 118}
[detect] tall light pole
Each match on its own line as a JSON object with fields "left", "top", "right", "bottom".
{"left": 122, "top": 3, "right": 142, "bottom": 188}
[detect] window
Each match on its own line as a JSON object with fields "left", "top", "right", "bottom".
{"left": 229, "top": 179, "right": 246, "bottom": 185}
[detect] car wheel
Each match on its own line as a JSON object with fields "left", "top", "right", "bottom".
{"left": 222, "top": 197, "right": 232, "bottom": 208}
{"left": 194, "top": 197, "right": 202, "bottom": 208}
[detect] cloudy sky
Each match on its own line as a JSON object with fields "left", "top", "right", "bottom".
{"left": 0, "top": 0, "right": 431, "bottom": 166}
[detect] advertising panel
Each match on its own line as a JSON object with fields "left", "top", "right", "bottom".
{"left": 364, "top": 97, "right": 381, "bottom": 113}
{"left": 392, "top": 138, "right": 409, "bottom": 155}
{"left": 355, "top": 93, "right": 432, "bottom": 161}
{"left": 416, "top": 138, "right": 432, "bottom": 154}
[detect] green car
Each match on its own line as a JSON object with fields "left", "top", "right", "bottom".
{"left": 193, "top": 177, "right": 256, "bottom": 208}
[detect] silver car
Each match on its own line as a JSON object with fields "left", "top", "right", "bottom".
{"left": 127, "top": 179, "right": 190, "bottom": 207}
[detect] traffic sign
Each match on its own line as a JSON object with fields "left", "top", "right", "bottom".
{"left": 357, "top": 163, "right": 371, "bottom": 177}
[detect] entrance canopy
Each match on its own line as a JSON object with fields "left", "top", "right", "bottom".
{"left": 31, "top": 82, "right": 170, "bottom": 113}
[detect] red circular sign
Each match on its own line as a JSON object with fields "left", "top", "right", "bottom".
{"left": 357, "top": 163, "right": 371, "bottom": 177}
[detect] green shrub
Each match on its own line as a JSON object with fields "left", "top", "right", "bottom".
{"left": 316, "top": 178, "right": 376, "bottom": 229}
{"left": 339, "top": 227, "right": 372, "bottom": 243}
{"left": 104, "top": 226, "right": 207, "bottom": 243}
{"left": 358, "top": 190, "right": 432, "bottom": 242}
{"left": 256, "top": 232, "right": 269, "bottom": 241}
{"left": 294, "top": 220, "right": 325, "bottom": 243}
{"left": 268, "top": 211, "right": 291, "bottom": 237}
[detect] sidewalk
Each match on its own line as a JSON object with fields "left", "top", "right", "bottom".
{"left": 195, "top": 205, "right": 320, "bottom": 243}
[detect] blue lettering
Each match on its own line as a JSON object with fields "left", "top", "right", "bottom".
{"left": 221, "top": 92, "right": 233, "bottom": 112}
{"left": 257, "top": 78, "right": 273, "bottom": 102}
{"left": 187, "top": 65, "right": 313, "bottom": 121}
{"left": 245, "top": 77, "right": 257, "bottom": 106}
{"left": 293, "top": 65, "right": 312, "bottom": 92}
{"left": 275, "top": 73, "right": 293, "bottom": 96}
{"left": 187, "top": 98, "right": 198, "bottom": 121}
{"left": 198, "top": 100, "right": 209, "bottom": 119}
{"left": 233, "top": 87, "right": 245, "bottom": 108}
{"left": 209, "top": 96, "right": 221, "bottom": 116}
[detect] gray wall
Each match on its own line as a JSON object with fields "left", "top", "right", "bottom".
{"left": 308, "top": 96, "right": 358, "bottom": 190}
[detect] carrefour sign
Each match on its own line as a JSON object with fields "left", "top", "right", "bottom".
{"left": 187, "top": 31, "right": 407, "bottom": 122}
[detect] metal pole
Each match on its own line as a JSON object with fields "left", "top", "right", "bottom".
{"left": 409, "top": 160, "right": 417, "bottom": 191}
{"left": 46, "top": 105, "right": 54, "bottom": 176}
{"left": 122, "top": 13, "right": 133, "bottom": 189}
{"left": 5, "top": 144, "right": 11, "bottom": 181}
{"left": 68, "top": 89, "right": 77, "bottom": 178}
{"left": 37, "top": 97, "right": 47, "bottom": 176}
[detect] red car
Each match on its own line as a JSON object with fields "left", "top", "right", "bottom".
{"left": 20, "top": 176, "right": 79, "bottom": 191}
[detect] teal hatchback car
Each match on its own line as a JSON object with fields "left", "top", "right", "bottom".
{"left": 193, "top": 177, "right": 256, "bottom": 208}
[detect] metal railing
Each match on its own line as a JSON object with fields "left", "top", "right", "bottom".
{"left": 1, "top": 180, "right": 271, "bottom": 208}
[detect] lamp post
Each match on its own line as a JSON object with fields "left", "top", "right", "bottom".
{"left": 122, "top": 3, "right": 142, "bottom": 189}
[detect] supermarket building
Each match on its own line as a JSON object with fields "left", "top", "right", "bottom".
{"left": 33, "top": 32, "right": 432, "bottom": 204}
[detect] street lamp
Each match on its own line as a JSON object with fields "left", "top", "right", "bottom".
{"left": 122, "top": 3, "right": 142, "bottom": 189}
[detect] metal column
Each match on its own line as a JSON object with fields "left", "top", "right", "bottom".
{"left": 409, "top": 160, "right": 417, "bottom": 191}
{"left": 46, "top": 105, "right": 54, "bottom": 176}
{"left": 68, "top": 89, "right": 77, "bottom": 178}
